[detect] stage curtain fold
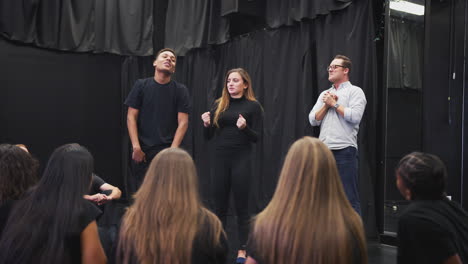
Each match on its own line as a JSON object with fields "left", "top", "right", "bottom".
{"left": 0, "top": 0, "right": 154, "bottom": 55}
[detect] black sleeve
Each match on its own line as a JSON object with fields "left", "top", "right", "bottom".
{"left": 77, "top": 200, "right": 102, "bottom": 232}
{"left": 397, "top": 214, "right": 457, "bottom": 264}
{"left": 90, "top": 174, "right": 106, "bottom": 194}
{"left": 176, "top": 82, "right": 191, "bottom": 114}
{"left": 124, "top": 79, "right": 143, "bottom": 109}
{"left": 203, "top": 103, "right": 217, "bottom": 140}
{"left": 242, "top": 101, "right": 263, "bottom": 143}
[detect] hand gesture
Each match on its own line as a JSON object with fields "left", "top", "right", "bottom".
{"left": 84, "top": 193, "right": 108, "bottom": 205}
{"left": 201, "top": 112, "right": 211, "bottom": 127}
{"left": 237, "top": 114, "right": 246, "bottom": 129}
{"left": 132, "top": 147, "right": 146, "bottom": 163}
{"left": 322, "top": 92, "right": 337, "bottom": 107}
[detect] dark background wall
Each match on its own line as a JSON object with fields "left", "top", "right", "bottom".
{"left": 0, "top": 38, "right": 124, "bottom": 188}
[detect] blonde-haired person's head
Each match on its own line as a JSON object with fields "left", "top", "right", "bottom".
{"left": 250, "top": 136, "right": 367, "bottom": 264}
{"left": 118, "top": 148, "right": 224, "bottom": 264}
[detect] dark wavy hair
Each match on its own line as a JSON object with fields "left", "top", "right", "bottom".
{"left": 0, "top": 144, "right": 39, "bottom": 205}
{"left": 397, "top": 152, "right": 447, "bottom": 200}
{"left": 0, "top": 143, "right": 94, "bottom": 264}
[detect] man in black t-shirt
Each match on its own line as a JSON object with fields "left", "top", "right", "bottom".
{"left": 124, "top": 48, "right": 191, "bottom": 193}
{"left": 84, "top": 174, "right": 122, "bottom": 205}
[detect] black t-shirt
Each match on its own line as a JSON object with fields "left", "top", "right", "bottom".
{"left": 90, "top": 174, "right": 106, "bottom": 194}
{"left": 124, "top": 78, "right": 191, "bottom": 148}
{"left": 67, "top": 200, "right": 103, "bottom": 264}
{"left": 0, "top": 199, "right": 101, "bottom": 264}
{"left": 204, "top": 96, "right": 263, "bottom": 149}
{"left": 397, "top": 199, "right": 468, "bottom": 264}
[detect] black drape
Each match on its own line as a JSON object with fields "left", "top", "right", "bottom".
{"left": 0, "top": 0, "right": 154, "bottom": 55}
{"left": 265, "top": 0, "right": 352, "bottom": 28}
{"left": 172, "top": 0, "right": 378, "bottom": 237}
{"left": 164, "top": 0, "right": 230, "bottom": 55}
{"left": 0, "top": 36, "right": 124, "bottom": 189}
{"left": 164, "top": 0, "right": 355, "bottom": 55}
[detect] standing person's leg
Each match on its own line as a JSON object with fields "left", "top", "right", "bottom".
{"left": 231, "top": 148, "right": 252, "bottom": 256}
{"left": 212, "top": 151, "right": 232, "bottom": 228}
{"left": 332, "top": 147, "right": 361, "bottom": 215}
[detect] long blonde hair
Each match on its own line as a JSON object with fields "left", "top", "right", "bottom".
{"left": 213, "top": 68, "right": 257, "bottom": 127}
{"left": 118, "top": 148, "right": 224, "bottom": 264}
{"left": 250, "top": 137, "right": 367, "bottom": 264}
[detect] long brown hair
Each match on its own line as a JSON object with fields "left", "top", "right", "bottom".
{"left": 213, "top": 68, "right": 257, "bottom": 127}
{"left": 118, "top": 148, "right": 224, "bottom": 264}
{"left": 250, "top": 137, "right": 367, "bottom": 264}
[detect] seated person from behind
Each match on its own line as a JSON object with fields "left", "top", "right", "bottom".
{"left": 84, "top": 173, "right": 122, "bottom": 205}
{"left": 396, "top": 152, "right": 468, "bottom": 264}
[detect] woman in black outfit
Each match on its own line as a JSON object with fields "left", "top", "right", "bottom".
{"left": 201, "top": 68, "right": 263, "bottom": 263}
{"left": 0, "top": 143, "right": 106, "bottom": 264}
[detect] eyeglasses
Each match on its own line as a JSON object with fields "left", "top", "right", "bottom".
{"left": 327, "top": 65, "right": 346, "bottom": 71}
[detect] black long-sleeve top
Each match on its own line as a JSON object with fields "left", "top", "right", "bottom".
{"left": 204, "top": 96, "right": 263, "bottom": 150}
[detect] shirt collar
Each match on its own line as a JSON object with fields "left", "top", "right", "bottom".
{"left": 332, "top": 81, "right": 351, "bottom": 91}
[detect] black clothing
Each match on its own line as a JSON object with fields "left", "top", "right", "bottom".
{"left": 204, "top": 96, "right": 263, "bottom": 249}
{"left": 67, "top": 200, "right": 103, "bottom": 264}
{"left": 397, "top": 199, "right": 468, "bottom": 264}
{"left": 0, "top": 199, "right": 101, "bottom": 264}
{"left": 0, "top": 200, "right": 14, "bottom": 236}
{"left": 90, "top": 174, "right": 106, "bottom": 194}
{"left": 204, "top": 97, "right": 263, "bottom": 149}
{"left": 124, "top": 78, "right": 191, "bottom": 148}
{"left": 125, "top": 77, "right": 191, "bottom": 193}
{"left": 192, "top": 213, "right": 229, "bottom": 264}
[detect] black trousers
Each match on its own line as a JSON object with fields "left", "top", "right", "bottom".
{"left": 212, "top": 147, "right": 252, "bottom": 250}
{"left": 128, "top": 144, "right": 169, "bottom": 195}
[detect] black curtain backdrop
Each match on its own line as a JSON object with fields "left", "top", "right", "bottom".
{"left": 0, "top": 0, "right": 154, "bottom": 56}
{"left": 265, "top": 0, "right": 352, "bottom": 28}
{"left": 164, "top": 0, "right": 354, "bottom": 55}
{"left": 163, "top": 0, "right": 378, "bottom": 236}
{"left": 0, "top": 36, "right": 124, "bottom": 189}
{"left": 164, "top": 0, "right": 230, "bottom": 56}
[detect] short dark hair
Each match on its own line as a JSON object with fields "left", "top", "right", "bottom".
{"left": 155, "top": 48, "right": 176, "bottom": 60}
{"left": 397, "top": 152, "right": 447, "bottom": 200}
{"left": 334, "top": 54, "right": 352, "bottom": 73}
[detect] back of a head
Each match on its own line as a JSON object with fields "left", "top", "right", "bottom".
{"left": 397, "top": 152, "right": 447, "bottom": 200}
{"left": 0, "top": 143, "right": 94, "bottom": 264}
{"left": 120, "top": 148, "right": 203, "bottom": 264}
{"left": 0, "top": 144, "right": 39, "bottom": 204}
{"left": 252, "top": 137, "right": 366, "bottom": 264}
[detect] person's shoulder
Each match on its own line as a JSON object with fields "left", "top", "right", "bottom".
{"left": 171, "top": 80, "right": 188, "bottom": 89}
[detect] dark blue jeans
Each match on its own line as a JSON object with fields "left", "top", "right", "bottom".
{"left": 332, "top": 147, "right": 361, "bottom": 215}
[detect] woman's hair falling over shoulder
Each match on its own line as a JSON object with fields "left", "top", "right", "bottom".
{"left": 0, "top": 143, "right": 94, "bottom": 264}
{"left": 118, "top": 148, "right": 225, "bottom": 264}
{"left": 250, "top": 137, "right": 367, "bottom": 264}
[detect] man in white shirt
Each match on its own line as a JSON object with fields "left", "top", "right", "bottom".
{"left": 309, "top": 55, "right": 367, "bottom": 215}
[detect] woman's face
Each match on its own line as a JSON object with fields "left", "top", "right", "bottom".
{"left": 226, "top": 72, "right": 247, "bottom": 98}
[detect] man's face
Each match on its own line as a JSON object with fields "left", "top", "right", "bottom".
{"left": 327, "top": 58, "right": 348, "bottom": 83}
{"left": 154, "top": 51, "right": 176, "bottom": 74}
